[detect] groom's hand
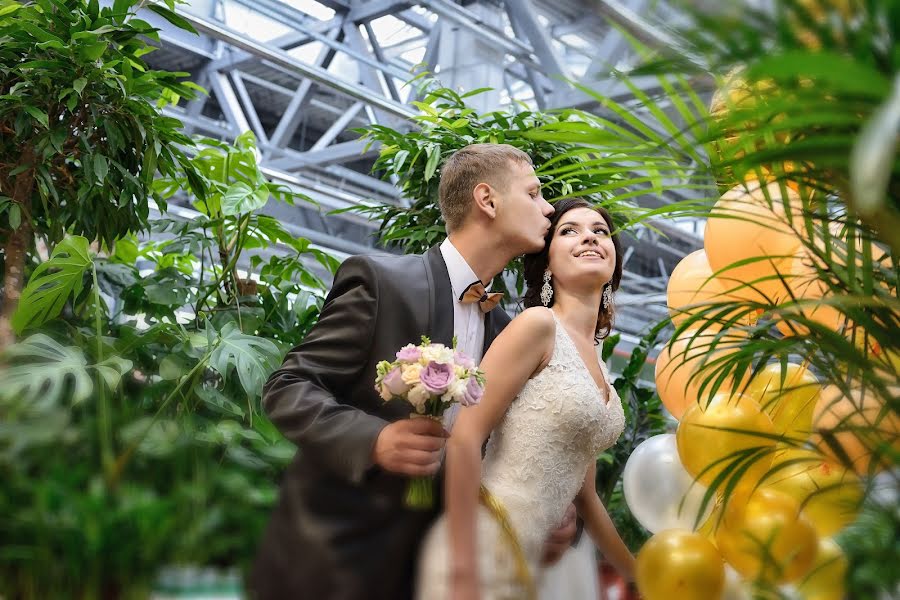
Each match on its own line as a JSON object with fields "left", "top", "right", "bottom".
{"left": 541, "top": 503, "right": 577, "bottom": 566}
{"left": 372, "top": 418, "right": 449, "bottom": 477}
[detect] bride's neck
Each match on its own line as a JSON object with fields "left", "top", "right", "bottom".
{"left": 552, "top": 292, "right": 602, "bottom": 342}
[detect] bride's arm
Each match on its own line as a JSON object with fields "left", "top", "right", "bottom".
{"left": 574, "top": 462, "right": 636, "bottom": 581}
{"left": 445, "top": 307, "right": 555, "bottom": 592}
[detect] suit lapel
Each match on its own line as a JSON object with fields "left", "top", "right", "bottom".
{"left": 424, "top": 245, "right": 454, "bottom": 348}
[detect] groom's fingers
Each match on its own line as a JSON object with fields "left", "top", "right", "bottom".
{"left": 372, "top": 419, "right": 447, "bottom": 476}
{"left": 406, "top": 416, "right": 450, "bottom": 437}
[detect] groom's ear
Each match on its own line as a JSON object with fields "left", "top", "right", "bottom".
{"left": 473, "top": 182, "right": 496, "bottom": 218}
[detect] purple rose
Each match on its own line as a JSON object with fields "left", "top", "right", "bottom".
{"left": 461, "top": 377, "right": 484, "bottom": 406}
{"left": 453, "top": 351, "right": 475, "bottom": 370}
{"left": 396, "top": 344, "right": 422, "bottom": 362}
{"left": 383, "top": 367, "right": 411, "bottom": 396}
{"left": 419, "top": 361, "right": 454, "bottom": 395}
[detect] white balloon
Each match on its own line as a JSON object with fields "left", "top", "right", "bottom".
{"left": 722, "top": 565, "right": 752, "bottom": 600}
{"left": 623, "top": 433, "right": 712, "bottom": 534}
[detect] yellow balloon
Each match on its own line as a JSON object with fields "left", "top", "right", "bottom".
{"left": 636, "top": 529, "right": 725, "bottom": 600}
{"left": 704, "top": 181, "right": 801, "bottom": 305}
{"left": 666, "top": 249, "right": 729, "bottom": 328}
{"left": 812, "top": 385, "right": 900, "bottom": 476}
{"left": 655, "top": 329, "right": 747, "bottom": 420}
{"left": 746, "top": 363, "right": 820, "bottom": 439}
{"left": 676, "top": 392, "right": 777, "bottom": 488}
{"left": 761, "top": 447, "right": 863, "bottom": 537}
{"left": 697, "top": 497, "right": 726, "bottom": 545}
{"left": 715, "top": 488, "right": 818, "bottom": 584}
{"left": 796, "top": 538, "right": 849, "bottom": 600}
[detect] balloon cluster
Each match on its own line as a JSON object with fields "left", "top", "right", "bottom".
{"left": 627, "top": 67, "right": 898, "bottom": 599}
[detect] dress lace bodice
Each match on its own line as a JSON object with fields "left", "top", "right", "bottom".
{"left": 480, "top": 310, "right": 626, "bottom": 563}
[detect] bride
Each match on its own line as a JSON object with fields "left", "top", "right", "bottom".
{"left": 416, "top": 198, "right": 637, "bottom": 599}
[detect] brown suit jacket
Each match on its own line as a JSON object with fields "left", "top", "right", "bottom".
{"left": 250, "top": 245, "right": 510, "bottom": 600}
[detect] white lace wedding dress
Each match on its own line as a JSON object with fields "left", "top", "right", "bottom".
{"left": 416, "top": 311, "right": 626, "bottom": 599}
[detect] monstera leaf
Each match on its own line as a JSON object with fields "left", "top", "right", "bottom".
{"left": 208, "top": 322, "right": 281, "bottom": 398}
{"left": 0, "top": 334, "right": 134, "bottom": 406}
{"left": 12, "top": 236, "right": 92, "bottom": 333}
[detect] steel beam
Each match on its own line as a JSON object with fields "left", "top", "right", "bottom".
{"left": 168, "top": 6, "right": 417, "bottom": 120}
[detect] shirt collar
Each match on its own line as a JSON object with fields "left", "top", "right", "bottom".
{"left": 440, "top": 238, "right": 489, "bottom": 302}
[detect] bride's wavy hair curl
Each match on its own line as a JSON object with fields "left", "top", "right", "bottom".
{"left": 522, "top": 198, "right": 623, "bottom": 343}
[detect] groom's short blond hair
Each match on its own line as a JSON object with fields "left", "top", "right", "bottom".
{"left": 438, "top": 144, "right": 533, "bottom": 232}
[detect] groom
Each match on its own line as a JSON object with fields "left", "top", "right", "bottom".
{"left": 250, "top": 144, "right": 558, "bottom": 599}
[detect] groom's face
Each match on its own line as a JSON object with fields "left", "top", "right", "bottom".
{"left": 492, "top": 161, "right": 554, "bottom": 254}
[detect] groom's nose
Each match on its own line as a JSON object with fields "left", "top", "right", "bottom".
{"left": 540, "top": 197, "right": 553, "bottom": 216}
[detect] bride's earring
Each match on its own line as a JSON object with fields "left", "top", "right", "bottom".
{"left": 540, "top": 269, "right": 553, "bottom": 306}
{"left": 601, "top": 284, "right": 613, "bottom": 311}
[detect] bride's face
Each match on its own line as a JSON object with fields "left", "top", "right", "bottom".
{"left": 547, "top": 207, "right": 616, "bottom": 291}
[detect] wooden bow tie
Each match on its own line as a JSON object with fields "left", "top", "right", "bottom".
{"left": 459, "top": 281, "right": 503, "bottom": 313}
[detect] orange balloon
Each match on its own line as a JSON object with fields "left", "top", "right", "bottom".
{"left": 655, "top": 329, "right": 747, "bottom": 419}
{"left": 796, "top": 538, "right": 849, "bottom": 600}
{"left": 676, "top": 392, "right": 777, "bottom": 488}
{"left": 760, "top": 447, "right": 863, "bottom": 537}
{"left": 812, "top": 385, "right": 900, "bottom": 476}
{"left": 777, "top": 221, "right": 893, "bottom": 337}
{"left": 636, "top": 529, "right": 725, "bottom": 600}
{"left": 667, "top": 250, "right": 729, "bottom": 328}
{"left": 715, "top": 488, "right": 818, "bottom": 584}
{"left": 705, "top": 181, "right": 801, "bottom": 305}
{"left": 774, "top": 254, "right": 845, "bottom": 337}
{"left": 746, "top": 363, "right": 820, "bottom": 439}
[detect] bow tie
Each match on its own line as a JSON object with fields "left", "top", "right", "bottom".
{"left": 459, "top": 280, "right": 503, "bottom": 313}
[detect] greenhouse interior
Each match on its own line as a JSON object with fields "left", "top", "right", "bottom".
{"left": 0, "top": 0, "right": 897, "bottom": 598}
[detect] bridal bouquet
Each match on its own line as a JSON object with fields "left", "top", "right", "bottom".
{"left": 375, "top": 336, "right": 485, "bottom": 509}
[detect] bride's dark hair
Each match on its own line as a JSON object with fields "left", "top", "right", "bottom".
{"left": 522, "top": 198, "right": 623, "bottom": 342}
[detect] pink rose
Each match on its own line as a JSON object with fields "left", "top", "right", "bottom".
{"left": 396, "top": 344, "right": 422, "bottom": 362}
{"left": 383, "top": 367, "right": 410, "bottom": 396}
{"left": 419, "top": 361, "right": 454, "bottom": 395}
{"left": 453, "top": 351, "right": 475, "bottom": 370}
{"left": 461, "top": 377, "right": 484, "bottom": 406}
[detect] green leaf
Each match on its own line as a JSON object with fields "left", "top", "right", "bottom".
{"left": 208, "top": 322, "right": 281, "bottom": 398}
{"left": 146, "top": 4, "right": 198, "bottom": 34}
{"left": 7, "top": 204, "right": 20, "bottom": 229}
{"left": 93, "top": 155, "right": 109, "bottom": 180}
{"left": 73, "top": 77, "right": 87, "bottom": 96}
{"left": 221, "top": 181, "right": 269, "bottom": 215}
{"left": 423, "top": 143, "right": 441, "bottom": 182}
{"left": 24, "top": 106, "right": 49, "bottom": 129}
{"left": 195, "top": 385, "right": 245, "bottom": 418}
{"left": 94, "top": 355, "right": 133, "bottom": 391}
{"left": 0, "top": 334, "right": 93, "bottom": 405}
{"left": 0, "top": 2, "right": 21, "bottom": 16}
{"left": 79, "top": 41, "right": 108, "bottom": 61}
{"left": 12, "top": 236, "right": 92, "bottom": 333}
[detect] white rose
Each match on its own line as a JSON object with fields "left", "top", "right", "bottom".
{"left": 401, "top": 363, "right": 423, "bottom": 385}
{"left": 442, "top": 378, "right": 468, "bottom": 404}
{"left": 379, "top": 384, "right": 393, "bottom": 402}
{"left": 407, "top": 384, "right": 431, "bottom": 413}
{"left": 421, "top": 345, "right": 454, "bottom": 364}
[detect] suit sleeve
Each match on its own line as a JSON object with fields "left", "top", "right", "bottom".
{"left": 262, "top": 255, "right": 388, "bottom": 484}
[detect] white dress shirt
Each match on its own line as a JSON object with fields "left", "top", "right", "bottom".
{"left": 439, "top": 238, "right": 488, "bottom": 428}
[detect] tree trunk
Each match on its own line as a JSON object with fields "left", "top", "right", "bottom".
{"left": 0, "top": 154, "right": 35, "bottom": 349}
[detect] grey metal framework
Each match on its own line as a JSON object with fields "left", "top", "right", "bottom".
{"left": 142, "top": 0, "right": 707, "bottom": 342}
